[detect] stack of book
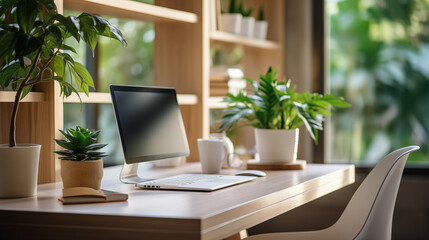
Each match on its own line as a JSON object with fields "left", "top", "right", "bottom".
{"left": 210, "top": 69, "right": 229, "bottom": 96}
{"left": 210, "top": 68, "right": 246, "bottom": 97}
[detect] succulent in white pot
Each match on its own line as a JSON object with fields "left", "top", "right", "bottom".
{"left": 0, "top": 0, "right": 126, "bottom": 198}
{"left": 238, "top": 0, "right": 254, "bottom": 37}
{"left": 218, "top": 67, "right": 350, "bottom": 163}
{"left": 254, "top": 7, "right": 268, "bottom": 39}
{"left": 221, "top": 0, "right": 242, "bottom": 34}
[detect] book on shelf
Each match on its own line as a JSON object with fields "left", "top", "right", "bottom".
{"left": 59, "top": 187, "right": 128, "bottom": 204}
{"left": 210, "top": 0, "right": 223, "bottom": 31}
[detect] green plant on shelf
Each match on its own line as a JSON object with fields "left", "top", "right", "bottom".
{"left": 258, "top": 6, "right": 265, "bottom": 21}
{"left": 238, "top": 0, "right": 253, "bottom": 17}
{"left": 55, "top": 126, "right": 107, "bottom": 161}
{"left": 0, "top": 0, "right": 127, "bottom": 147}
{"left": 218, "top": 67, "right": 351, "bottom": 144}
{"left": 228, "top": 0, "right": 239, "bottom": 13}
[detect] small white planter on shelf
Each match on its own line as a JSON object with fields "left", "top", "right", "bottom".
{"left": 254, "top": 20, "right": 268, "bottom": 39}
{"left": 221, "top": 13, "right": 242, "bottom": 34}
{"left": 0, "top": 144, "right": 41, "bottom": 198}
{"left": 240, "top": 16, "right": 255, "bottom": 37}
{"left": 255, "top": 128, "right": 299, "bottom": 163}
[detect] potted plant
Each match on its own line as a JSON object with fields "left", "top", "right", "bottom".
{"left": 254, "top": 6, "right": 268, "bottom": 39}
{"left": 55, "top": 126, "right": 107, "bottom": 190}
{"left": 221, "top": 0, "right": 242, "bottom": 34}
{"left": 238, "top": 0, "right": 254, "bottom": 37}
{"left": 0, "top": 0, "right": 126, "bottom": 198}
{"left": 218, "top": 67, "right": 350, "bottom": 163}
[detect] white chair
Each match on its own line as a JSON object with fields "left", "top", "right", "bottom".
{"left": 245, "top": 145, "right": 420, "bottom": 240}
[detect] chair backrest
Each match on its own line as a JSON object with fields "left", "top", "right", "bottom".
{"left": 329, "top": 146, "right": 419, "bottom": 240}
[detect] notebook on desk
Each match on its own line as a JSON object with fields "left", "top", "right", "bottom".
{"left": 136, "top": 174, "right": 257, "bottom": 191}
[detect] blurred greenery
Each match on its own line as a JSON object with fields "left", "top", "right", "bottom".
{"left": 328, "top": 0, "right": 429, "bottom": 164}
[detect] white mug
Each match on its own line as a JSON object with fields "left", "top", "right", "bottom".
{"left": 197, "top": 139, "right": 228, "bottom": 174}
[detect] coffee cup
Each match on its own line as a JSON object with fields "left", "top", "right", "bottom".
{"left": 197, "top": 139, "right": 228, "bottom": 174}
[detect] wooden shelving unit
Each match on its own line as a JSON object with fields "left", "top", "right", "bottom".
{"left": 63, "top": 92, "right": 198, "bottom": 105}
{"left": 0, "top": 91, "right": 45, "bottom": 103}
{"left": 64, "top": 0, "right": 198, "bottom": 23}
{"left": 208, "top": 96, "right": 228, "bottom": 109}
{"left": 0, "top": 0, "right": 285, "bottom": 183}
{"left": 210, "top": 31, "right": 280, "bottom": 50}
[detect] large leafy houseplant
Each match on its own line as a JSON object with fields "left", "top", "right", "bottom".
{"left": 219, "top": 67, "right": 350, "bottom": 144}
{"left": 0, "top": 0, "right": 127, "bottom": 147}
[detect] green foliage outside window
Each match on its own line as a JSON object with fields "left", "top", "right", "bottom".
{"left": 328, "top": 0, "right": 429, "bottom": 163}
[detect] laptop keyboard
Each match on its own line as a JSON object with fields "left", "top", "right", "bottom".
{"left": 140, "top": 174, "right": 225, "bottom": 187}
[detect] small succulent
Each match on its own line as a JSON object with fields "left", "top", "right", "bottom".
{"left": 238, "top": 0, "right": 253, "bottom": 17}
{"left": 258, "top": 6, "right": 265, "bottom": 21}
{"left": 54, "top": 126, "right": 107, "bottom": 161}
{"left": 228, "top": 0, "right": 239, "bottom": 13}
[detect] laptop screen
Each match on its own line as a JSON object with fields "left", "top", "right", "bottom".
{"left": 110, "top": 85, "right": 189, "bottom": 164}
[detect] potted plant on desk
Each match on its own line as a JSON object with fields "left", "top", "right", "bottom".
{"left": 0, "top": 0, "right": 126, "bottom": 198}
{"left": 55, "top": 126, "right": 107, "bottom": 190}
{"left": 218, "top": 67, "right": 350, "bottom": 164}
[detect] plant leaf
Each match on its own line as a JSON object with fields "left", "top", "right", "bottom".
{"left": 0, "top": 0, "right": 18, "bottom": 17}
{"left": 38, "top": 0, "right": 57, "bottom": 13}
{"left": 17, "top": 0, "right": 38, "bottom": 33}
{"left": 20, "top": 85, "right": 33, "bottom": 100}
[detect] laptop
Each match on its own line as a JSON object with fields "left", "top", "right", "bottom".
{"left": 110, "top": 85, "right": 256, "bottom": 191}
{"left": 136, "top": 174, "right": 257, "bottom": 191}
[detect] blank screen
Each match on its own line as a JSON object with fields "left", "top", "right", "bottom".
{"left": 110, "top": 85, "right": 189, "bottom": 164}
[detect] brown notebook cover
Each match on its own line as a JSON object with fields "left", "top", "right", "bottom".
{"left": 59, "top": 187, "right": 128, "bottom": 204}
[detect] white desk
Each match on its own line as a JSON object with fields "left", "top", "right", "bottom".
{"left": 0, "top": 163, "right": 354, "bottom": 240}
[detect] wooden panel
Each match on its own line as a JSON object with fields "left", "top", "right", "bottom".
{"left": 64, "top": 0, "right": 198, "bottom": 23}
{"left": 0, "top": 163, "right": 355, "bottom": 240}
{"left": 154, "top": 0, "right": 210, "bottom": 162}
{"left": 0, "top": 91, "right": 45, "bottom": 102}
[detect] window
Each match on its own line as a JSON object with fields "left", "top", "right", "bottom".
{"left": 326, "top": 0, "right": 429, "bottom": 165}
{"left": 63, "top": 10, "right": 154, "bottom": 166}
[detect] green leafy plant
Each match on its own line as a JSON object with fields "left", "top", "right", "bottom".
{"left": 218, "top": 67, "right": 351, "bottom": 144}
{"left": 54, "top": 126, "right": 107, "bottom": 161}
{"left": 258, "top": 6, "right": 265, "bottom": 21}
{"left": 238, "top": 0, "right": 253, "bottom": 17}
{"left": 0, "top": 0, "right": 127, "bottom": 147}
{"left": 228, "top": 0, "right": 239, "bottom": 13}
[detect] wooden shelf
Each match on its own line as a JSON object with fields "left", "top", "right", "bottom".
{"left": 0, "top": 91, "right": 45, "bottom": 103}
{"left": 210, "top": 31, "right": 280, "bottom": 50}
{"left": 63, "top": 92, "right": 198, "bottom": 105}
{"left": 64, "top": 0, "right": 198, "bottom": 23}
{"left": 208, "top": 96, "right": 228, "bottom": 109}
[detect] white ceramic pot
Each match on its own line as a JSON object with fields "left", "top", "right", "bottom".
{"left": 254, "top": 20, "right": 268, "bottom": 39}
{"left": 240, "top": 17, "right": 255, "bottom": 37}
{"left": 255, "top": 128, "right": 299, "bottom": 163}
{"left": 221, "top": 13, "right": 242, "bottom": 34}
{"left": 0, "top": 144, "right": 41, "bottom": 198}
